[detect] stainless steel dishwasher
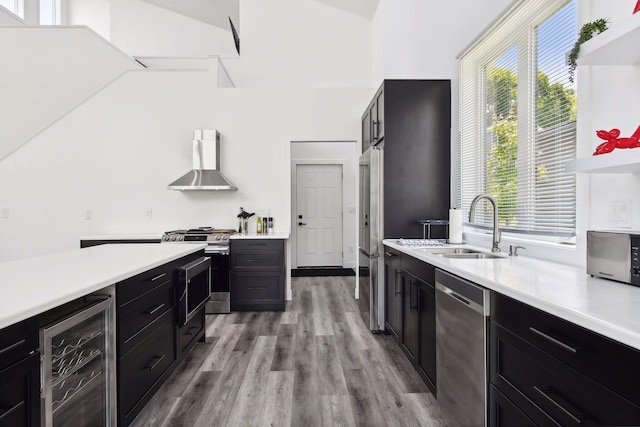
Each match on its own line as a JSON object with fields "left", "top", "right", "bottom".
{"left": 435, "top": 269, "right": 489, "bottom": 427}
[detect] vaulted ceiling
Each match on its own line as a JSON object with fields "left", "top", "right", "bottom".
{"left": 140, "top": 0, "right": 379, "bottom": 33}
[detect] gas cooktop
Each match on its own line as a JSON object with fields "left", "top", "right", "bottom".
{"left": 162, "top": 227, "right": 236, "bottom": 243}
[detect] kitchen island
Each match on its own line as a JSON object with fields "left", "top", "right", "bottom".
{"left": 0, "top": 243, "right": 206, "bottom": 329}
{"left": 0, "top": 243, "right": 206, "bottom": 427}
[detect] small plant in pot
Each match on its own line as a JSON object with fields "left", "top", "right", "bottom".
{"left": 568, "top": 18, "right": 608, "bottom": 83}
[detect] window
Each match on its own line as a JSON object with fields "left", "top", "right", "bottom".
{"left": 459, "top": 0, "right": 577, "bottom": 239}
{"left": 0, "top": 0, "right": 24, "bottom": 18}
{"left": 39, "top": 0, "right": 60, "bottom": 24}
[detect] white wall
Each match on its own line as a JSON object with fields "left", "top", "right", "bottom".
{"left": 372, "top": 0, "right": 511, "bottom": 83}
{"left": 0, "top": 67, "right": 371, "bottom": 262}
{"left": 223, "top": 0, "right": 373, "bottom": 88}
{"left": 290, "top": 141, "right": 359, "bottom": 269}
{"left": 65, "top": 0, "right": 111, "bottom": 40}
{"left": 581, "top": 0, "right": 640, "bottom": 234}
{"left": 109, "top": 0, "right": 238, "bottom": 58}
{"left": 0, "top": 26, "right": 139, "bottom": 160}
{"left": 0, "top": 5, "right": 24, "bottom": 24}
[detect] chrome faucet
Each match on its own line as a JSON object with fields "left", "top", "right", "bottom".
{"left": 469, "top": 194, "right": 501, "bottom": 252}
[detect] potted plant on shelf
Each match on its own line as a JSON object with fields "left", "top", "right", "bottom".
{"left": 568, "top": 18, "right": 608, "bottom": 83}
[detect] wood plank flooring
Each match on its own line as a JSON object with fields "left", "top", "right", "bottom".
{"left": 131, "top": 276, "right": 451, "bottom": 427}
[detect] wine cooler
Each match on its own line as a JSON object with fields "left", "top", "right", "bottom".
{"left": 40, "top": 296, "right": 115, "bottom": 426}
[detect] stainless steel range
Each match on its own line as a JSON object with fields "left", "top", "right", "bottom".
{"left": 162, "top": 227, "right": 234, "bottom": 314}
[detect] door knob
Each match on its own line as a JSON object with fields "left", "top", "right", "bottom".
{"left": 298, "top": 222, "right": 306, "bottom": 226}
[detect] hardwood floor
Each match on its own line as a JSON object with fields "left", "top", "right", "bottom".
{"left": 131, "top": 276, "right": 450, "bottom": 427}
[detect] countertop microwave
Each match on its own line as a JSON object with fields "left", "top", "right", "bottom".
{"left": 587, "top": 231, "right": 640, "bottom": 286}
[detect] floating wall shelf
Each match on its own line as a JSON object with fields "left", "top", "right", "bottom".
{"left": 565, "top": 149, "right": 640, "bottom": 173}
{"left": 578, "top": 12, "right": 640, "bottom": 66}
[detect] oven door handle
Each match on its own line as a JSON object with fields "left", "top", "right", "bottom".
{"left": 179, "top": 256, "right": 211, "bottom": 278}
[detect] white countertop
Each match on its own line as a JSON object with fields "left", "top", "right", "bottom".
{"left": 0, "top": 243, "right": 206, "bottom": 329}
{"left": 231, "top": 232, "right": 290, "bottom": 239}
{"left": 79, "top": 233, "right": 163, "bottom": 240}
{"left": 383, "top": 239, "right": 640, "bottom": 351}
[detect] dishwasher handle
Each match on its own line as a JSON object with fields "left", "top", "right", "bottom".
{"left": 436, "top": 282, "right": 485, "bottom": 315}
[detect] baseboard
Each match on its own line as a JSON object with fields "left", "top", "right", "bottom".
{"left": 291, "top": 268, "right": 355, "bottom": 277}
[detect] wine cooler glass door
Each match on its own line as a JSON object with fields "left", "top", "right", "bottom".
{"left": 40, "top": 297, "right": 113, "bottom": 427}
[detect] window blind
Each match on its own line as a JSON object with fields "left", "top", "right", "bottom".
{"left": 459, "top": 0, "right": 577, "bottom": 237}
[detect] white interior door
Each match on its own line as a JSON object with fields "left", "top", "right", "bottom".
{"left": 296, "top": 164, "right": 343, "bottom": 267}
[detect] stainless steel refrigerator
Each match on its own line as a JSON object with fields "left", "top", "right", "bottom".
{"left": 358, "top": 146, "right": 385, "bottom": 332}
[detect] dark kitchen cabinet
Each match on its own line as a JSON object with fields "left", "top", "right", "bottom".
{"left": 362, "top": 80, "right": 451, "bottom": 239}
{"left": 384, "top": 247, "right": 402, "bottom": 339}
{"left": 417, "top": 281, "right": 436, "bottom": 393}
{"left": 230, "top": 239, "right": 285, "bottom": 311}
{"left": 362, "top": 85, "right": 386, "bottom": 154}
{"left": 383, "top": 246, "right": 437, "bottom": 395}
{"left": 490, "top": 292, "right": 640, "bottom": 426}
{"left": 116, "top": 253, "right": 202, "bottom": 427}
{"left": 0, "top": 317, "right": 40, "bottom": 427}
{"left": 362, "top": 109, "right": 372, "bottom": 153}
{"left": 489, "top": 385, "right": 538, "bottom": 427}
{"left": 401, "top": 274, "right": 419, "bottom": 365}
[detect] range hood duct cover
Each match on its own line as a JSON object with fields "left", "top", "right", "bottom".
{"left": 168, "top": 132, "right": 237, "bottom": 191}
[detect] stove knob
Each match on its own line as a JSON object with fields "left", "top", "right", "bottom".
{"left": 162, "top": 235, "right": 167, "bottom": 241}
{"left": 171, "top": 235, "right": 177, "bottom": 241}
{"left": 178, "top": 235, "right": 184, "bottom": 241}
{"left": 216, "top": 235, "right": 221, "bottom": 240}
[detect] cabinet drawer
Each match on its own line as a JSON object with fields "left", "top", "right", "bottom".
{"left": 231, "top": 252, "right": 282, "bottom": 269}
{"left": 492, "top": 323, "right": 640, "bottom": 426}
{"left": 402, "top": 255, "right": 435, "bottom": 285}
{"left": 231, "top": 239, "right": 284, "bottom": 252}
{"left": 489, "top": 384, "right": 538, "bottom": 427}
{"left": 119, "top": 315, "right": 175, "bottom": 420}
{"left": 0, "top": 317, "right": 38, "bottom": 371}
{"left": 230, "top": 272, "right": 284, "bottom": 311}
{"left": 492, "top": 292, "right": 640, "bottom": 405}
{"left": 117, "top": 264, "right": 174, "bottom": 305}
{"left": 117, "top": 279, "right": 174, "bottom": 356}
{"left": 178, "top": 309, "right": 204, "bottom": 358}
{"left": 0, "top": 352, "right": 40, "bottom": 427}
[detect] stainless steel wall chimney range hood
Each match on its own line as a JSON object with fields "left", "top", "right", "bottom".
{"left": 168, "top": 130, "right": 237, "bottom": 191}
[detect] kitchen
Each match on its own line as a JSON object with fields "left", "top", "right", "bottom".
{"left": 2, "top": 0, "right": 640, "bottom": 426}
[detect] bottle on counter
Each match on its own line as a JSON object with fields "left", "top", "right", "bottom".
{"left": 268, "top": 217, "right": 274, "bottom": 234}
{"left": 256, "top": 216, "right": 263, "bottom": 234}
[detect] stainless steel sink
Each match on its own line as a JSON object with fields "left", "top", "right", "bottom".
{"left": 416, "top": 248, "right": 479, "bottom": 255}
{"left": 439, "top": 252, "right": 505, "bottom": 259}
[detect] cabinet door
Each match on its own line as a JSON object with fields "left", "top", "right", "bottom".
{"left": 374, "top": 89, "right": 384, "bottom": 142}
{"left": 230, "top": 271, "right": 284, "bottom": 311}
{"left": 417, "top": 282, "right": 436, "bottom": 394}
{"left": 401, "top": 275, "right": 418, "bottom": 364}
{"left": 384, "top": 259, "right": 402, "bottom": 339}
{"left": 0, "top": 352, "right": 40, "bottom": 427}
{"left": 489, "top": 385, "right": 537, "bottom": 427}
{"left": 362, "top": 110, "right": 371, "bottom": 153}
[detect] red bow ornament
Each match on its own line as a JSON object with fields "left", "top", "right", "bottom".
{"left": 593, "top": 125, "right": 640, "bottom": 155}
{"left": 635, "top": 0, "right": 640, "bottom": 14}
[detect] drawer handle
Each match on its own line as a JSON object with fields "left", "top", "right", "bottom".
{"left": 0, "top": 400, "right": 25, "bottom": 421}
{"left": 529, "top": 327, "right": 579, "bottom": 354}
{"left": 247, "top": 259, "right": 268, "bottom": 263}
{"left": 248, "top": 286, "right": 267, "bottom": 290}
{"left": 533, "top": 386, "right": 585, "bottom": 424}
{"left": 149, "top": 273, "right": 167, "bottom": 282}
{"left": 146, "top": 354, "right": 166, "bottom": 370}
{"left": 248, "top": 243, "right": 268, "bottom": 246}
{"left": 0, "top": 338, "right": 26, "bottom": 356}
{"left": 147, "top": 304, "right": 165, "bottom": 316}
{"left": 385, "top": 251, "right": 397, "bottom": 257}
{"left": 186, "top": 326, "right": 200, "bottom": 336}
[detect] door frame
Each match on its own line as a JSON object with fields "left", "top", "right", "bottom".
{"left": 291, "top": 159, "right": 348, "bottom": 269}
